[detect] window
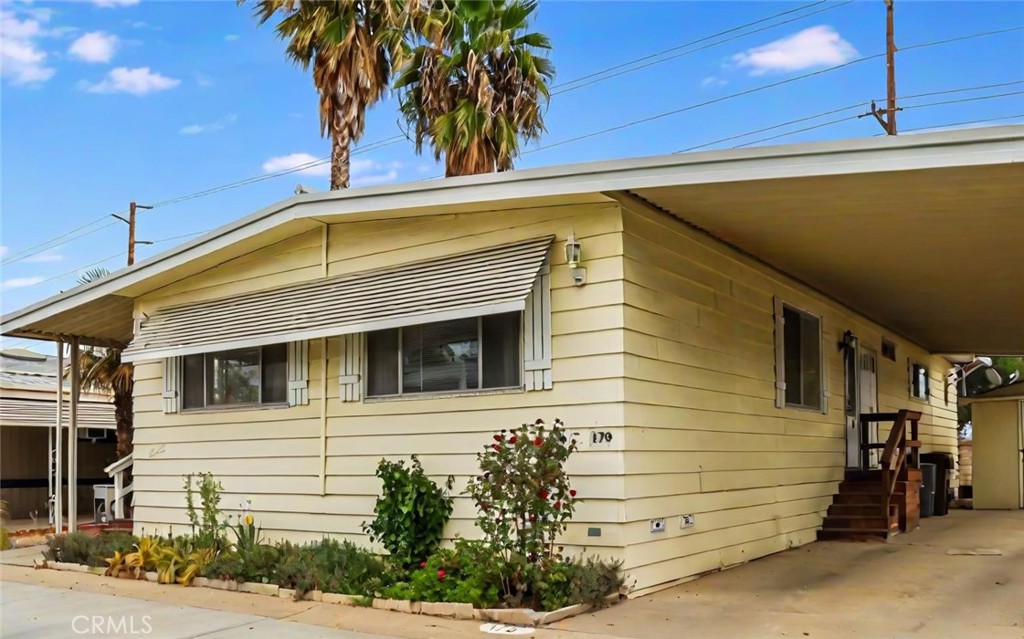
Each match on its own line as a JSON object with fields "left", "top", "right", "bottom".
{"left": 910, "top": 362, "right": 930, "bottom": 400}
{"left": 182, "top": 344, "right": 288, "bottom": 409}
{"left": 366, "top": 313, "right": 521, "bottom": 397}
{"left": 781, "top": 305, "right": 822, "bottom": 410}
{"left": 881, "top": 338, "right": 897, "bottom": 361}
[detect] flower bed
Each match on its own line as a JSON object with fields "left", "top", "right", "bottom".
{"left": 38, "top": 419, "right": 628, "bottom": 626}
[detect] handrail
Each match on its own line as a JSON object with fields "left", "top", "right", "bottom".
{"left": 104, "top": 453, "right": 134, "bottom": 520}
{"left": 880, "top": 411, "right": 909, "bottom": 510}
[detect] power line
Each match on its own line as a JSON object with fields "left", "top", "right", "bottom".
{"left": 526, "top": 25, "right": 1024, "bottom": 156}
{"left": 677, "top": 79, "right": 1024, "bottom": 153}
{"left": 550, "top": 1, "right": 854, "bottom": 96}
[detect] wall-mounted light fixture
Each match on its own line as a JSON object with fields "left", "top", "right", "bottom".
{"left": 839, "top": 330, "right": 858, "bottom": 352}
{"left": 565, "top": 234, "right": 586, "bottom": 286}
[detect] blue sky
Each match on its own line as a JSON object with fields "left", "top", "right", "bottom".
{"left": 1, "top": 0, "right": 1023, "bottom": 346}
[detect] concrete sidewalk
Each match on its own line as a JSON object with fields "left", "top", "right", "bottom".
{"left": 1, "top": 582, "right": 396, "bottom": 639}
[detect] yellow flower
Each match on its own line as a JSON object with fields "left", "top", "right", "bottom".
{"left": 244, "top": 514, "right": 254, "bottom": 526}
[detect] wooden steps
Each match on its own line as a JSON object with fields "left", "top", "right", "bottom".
{"left": 818, "top": 475, "right": 900, "bottom": 541}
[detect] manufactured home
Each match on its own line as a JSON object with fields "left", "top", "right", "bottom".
{"left": 3, "top": 127, "right": 1021, "bottom": 594}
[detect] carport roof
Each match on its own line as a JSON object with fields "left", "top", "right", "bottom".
{"left": 2, "top": 125, "right": 1022, "bottom": 353}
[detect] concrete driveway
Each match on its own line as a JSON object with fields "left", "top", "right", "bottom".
{"left": 554, "top": 509, "right": 1024, "bottom": 639}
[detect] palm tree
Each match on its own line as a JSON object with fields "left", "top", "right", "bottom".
{"left": 73, "top": 268, "right": 134, "bottom": 459}
{"left": 243, "top": 0, "right": 407, "bottom": 190}
{"left": 395, "top": 0, "right": 554, "bottom": 177}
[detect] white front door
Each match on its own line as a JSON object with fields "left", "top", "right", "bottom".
{"left": 845, "top": 344, "right": 861, "bottom": 468}
{"left": 859, "top": 349, "right": 880, "bottom": 467}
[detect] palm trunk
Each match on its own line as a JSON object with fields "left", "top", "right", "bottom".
{"left": 330, "top": 129, "right": 351, "bottom": 190}
{"left": 113, "top": 382, "right": 133, "bottom": 459}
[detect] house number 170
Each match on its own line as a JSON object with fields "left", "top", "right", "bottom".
{"left": 590, "top": 431, "right": 613, "bottom": 445}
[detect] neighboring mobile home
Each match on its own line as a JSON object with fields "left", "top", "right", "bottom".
{"left": 3, "top": 127, "right": 1021, "bottom": 594}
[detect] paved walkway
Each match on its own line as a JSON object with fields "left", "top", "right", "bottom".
{"left": 1, "top": 581, "right": 396, "bottom": 639}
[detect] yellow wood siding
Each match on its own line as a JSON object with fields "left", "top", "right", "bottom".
{"left": 617, "top": 200, "right": 958, "bottom": 593}
{"left": 130, "top": 203, "right": 629, "bottom": 553}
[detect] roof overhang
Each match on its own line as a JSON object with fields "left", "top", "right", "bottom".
{"left": 3, "top": 126, "right": 1021, "bottom": 353}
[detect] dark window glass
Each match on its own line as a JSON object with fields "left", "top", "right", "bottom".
{"left": 262, "top": 343, "right": 288, "bottom": 404}
{"left": 181, "top": 344, "right": 288, "bottom": 409}
{"left": 403, "top": 318, "right": 479, "bottom": 393}
{"left": 783, "top": 306, "right": 821, "bottom": 410}
{"left": 366, "top": 329, "right": 400, "bottom": 396}
{"left": 483, "top": 312, "right": 521, "bottom": 388}
{"left": 366, "top": 313, "right": 522, "bottom": 397}
{"left": 182, "top": 354, "right": 205, "bottom": 410}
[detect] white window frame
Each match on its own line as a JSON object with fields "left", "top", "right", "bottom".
{"left": 774, "top": 298, "right": 828, "bottom": 414}
{"left": 363, "top": 314, "right": 524, "bottom": 401}
{"left": 909, "top": 360, "right": 931, "bottom": 402}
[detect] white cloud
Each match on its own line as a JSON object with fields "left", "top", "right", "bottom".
{"left": 701, "top": 76, "right": 727, "bottom": 88}
{"left": 0, "top": 9, "right": 57, "bottom": 84}
{"left": 69, "top": 31, "right": 119, "bottom": 63}
{"left": 224, "top": 34, "right": 240, "bottom": 42}
{"left": 82, "top": 67, "right": 181, "bottom": 95}
{"left": 732, "top": 26, "right": 857, "bottom": 76}
{"left": 194, "top": 72, "right": 214, "bottom": 87}
{"left": 93, "top": 0, "right": 141, "bottom": 7}
{"left": 351, "top": 158, "right": 402, "bottom": 187}
{"left": 262, "top": 153, "right": 330, "bottom": 177}
{"left": 23, "top": 252, "right": 63, "bottom": 263}
{"left": 2, "top": 277, "right": 44, "bottom": 290}
{"left": 179, "top": 113, "right": 237, "bottom": 135}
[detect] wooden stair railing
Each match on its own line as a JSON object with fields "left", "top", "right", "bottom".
{"left": 860, "top": 410, "right": 921, "bottom": 521}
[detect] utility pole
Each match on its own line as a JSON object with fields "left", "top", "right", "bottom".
{"left": 112, "top": 201, "right": 153, "bottom": 266}
{"left": 868, "top": 0, "right": 899, "bottom": 135}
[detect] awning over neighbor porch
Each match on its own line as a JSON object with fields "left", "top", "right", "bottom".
{"left": 122, "top": 235, "right": 554, "bottom": 362}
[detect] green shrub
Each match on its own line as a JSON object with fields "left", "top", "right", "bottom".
{"left": 202, "top": 551, "right": 245, "bottom": 582}
{"left": 183, "top": 472, "right": 226, "bottom": 550}
{"left": 362, "top": 456, "right": 453, "bottom": 568}
{"left": 45, "top": 532, "right": 135, "bottom": 566}
{"left": 464, "top": 419, "right": 579, "bottom": 563}
{"left": 275, "top": 538, "right": 390, "bottom": 599}
{"left": 531, "top": 557, "right": 624, "bottom": 611}
{"left": 238, "top": 543, "right": 280, "bottom": 583}
{"left": 380, "top": 540, "right": 503, "bottom": 608}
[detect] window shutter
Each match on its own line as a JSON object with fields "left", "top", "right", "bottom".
{"left": 162, "top": 357, "right": 180, "bottom": 414}
{"left": 339, "top": 333, "right": 363, "bottom": 402}
{"left": 287, "top": 340, "right": 309, "bottom": 406}
{"left": 524, "top": 262, "right": 552, "bottom": 391}
{"left": 820, "top": 323, "right": 830, "bottom": 415}
{"left": 773, "top": 297, "right": 786, "bottom": 409}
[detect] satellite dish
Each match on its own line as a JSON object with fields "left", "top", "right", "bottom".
{"left": 984, "top": 368, "right": 1003, "bottom": 386}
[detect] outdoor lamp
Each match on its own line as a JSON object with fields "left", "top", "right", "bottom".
{"left": 565, "top": 234, "right": 582, "bottom": 268}
{"left": 839, "top": 330, "right": 858, "bottom": 352}
{"left": 565, "top": 234, "right": 586, "bottom": 286}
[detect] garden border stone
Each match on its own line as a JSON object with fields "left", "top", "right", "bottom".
{"left": 37, "top": 561, "right": 615, "bottom": 626}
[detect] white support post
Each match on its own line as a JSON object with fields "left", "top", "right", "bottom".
{"left": 113, "top": 471, "right": 123, "bottom": 520}
{"left": 68, "top": 336, "right": 80, "bottom": 532}
{"left": 55, "top": 339, "right": 64, "bottom": 533}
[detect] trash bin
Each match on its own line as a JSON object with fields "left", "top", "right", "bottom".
{"left": 919, "top": 463, "right": 937, "bottom": 518}
{"left": 921, "top": 452, "right": 954, "bottom": 516}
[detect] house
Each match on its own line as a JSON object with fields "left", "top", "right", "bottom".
{"left": 962, "top": 381, "right": 1024, "bottom": 510}
{"left": 0, "top": 348, "right": 116, "bottom": 521}
{"left": 2, "top": 126, "right": 1021, "bottom": 594}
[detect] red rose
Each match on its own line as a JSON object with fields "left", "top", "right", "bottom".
{"left": 481, "top": 503, "right": 489, "bottom": 511}
{"left": 438, "top": 569, "right": 446, "bottom": 581}
{"left": 569, "top": 489, "right": 577, "bottom": 497}
{"left": 493, "top": 434, "right": 504, "bottom": 442}
{"left": 529, "top": 514, "right": 537, "bottom": 522}
{"left": 492, "top": 444, "right": 501, "bottom": 452}
{"left": 534, "top": 436, "right": 543, "bottom": 446}
{"left": 509, "top": 436, "right": 517, "bottom": 444}
{"left": 538, "top": 489, "right": 548, "bottom": 499}
{"left": 420, "top": 561, "right": 427, "bottom": 569}
{"left": 554, "top": 501, "right": 562, "bottom": 510}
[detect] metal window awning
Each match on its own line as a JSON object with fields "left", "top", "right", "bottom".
{"left": 122, "top": 236, "right": 554, "bottom": 362}
{"left": 0, "top": 397, "right": 116, "bottom": 429}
